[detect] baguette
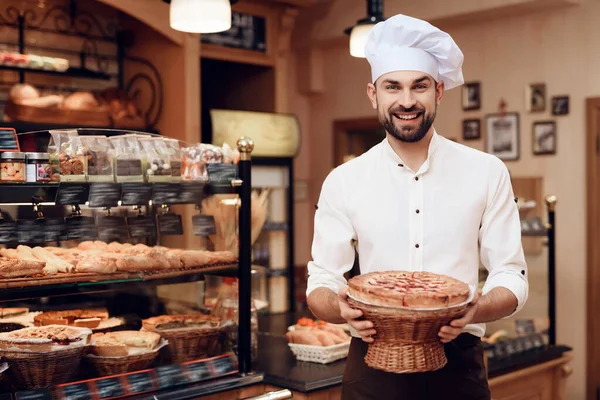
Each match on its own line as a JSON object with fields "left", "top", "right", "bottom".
{"left": 285, "top": 331, "right": 321, "bottom": 346}
{"left": 0, "top": 258, "right": 45, "bottom": 278}
{"left": 315, "top": 324, "right": 350, "bottom": 341}
{"left": 76, "top": 256, "right": 118, "bottom": 274}
{"left": 31, "top": 247, "right": 74, "bottom": 273}
{"left": 0, "top": 249, "right": 17, "bottom": 259}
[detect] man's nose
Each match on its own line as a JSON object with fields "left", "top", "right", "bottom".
{"left": 397, "top": 90, "right": 417, "bottom": 109}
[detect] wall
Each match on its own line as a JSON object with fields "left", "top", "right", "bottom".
{"left": 290, "top": 1, "right": 594, "bottom": 398}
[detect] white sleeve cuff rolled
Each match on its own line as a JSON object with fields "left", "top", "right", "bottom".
{"left": 482, "top": 270, "right": 529, "bottom": 318}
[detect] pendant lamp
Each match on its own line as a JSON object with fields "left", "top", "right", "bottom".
{"left": 168, "top": 0, "right": 238, "bottom": 34}
{"left": 344, "top": 0, "right": 385, "bottom": 58}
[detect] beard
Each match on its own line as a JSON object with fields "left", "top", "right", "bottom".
{"left": 379, "top": 103, "right": 436, "bottom": 143}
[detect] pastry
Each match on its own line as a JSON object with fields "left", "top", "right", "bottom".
{"left": 142, "top": 314, "right": 221, "bottom": 331}
{"left": 0, "top": 325, "right": 92, "bottom": 351}
{"left": 91, "top": 331, "right": 161, "bottom": 357}
{"left": 0, "top": 258, "right": 45, "bottom": 278}
{"left": 34, "top": 308, "right": 109, "bottom": 328}
{"left": 347, "top": 271, "right": 470, "bottom": 308}
{"left": 0, "top": 308, "right": 29, "bottom": 318}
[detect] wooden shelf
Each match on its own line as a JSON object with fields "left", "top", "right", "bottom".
{"left": 0, "top": 65, "right": 112, "bottom": 80}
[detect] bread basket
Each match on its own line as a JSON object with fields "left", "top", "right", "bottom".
{"left": 288, "top": 341, "right": 350, "bottom": 364}
{"left": 84, "top": 339, "right": 167, "bottom": 377}
{"left": 347, "top": 286, "right": 474, "bottom": 374}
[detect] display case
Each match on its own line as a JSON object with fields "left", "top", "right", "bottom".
{"left": 0, "top": 128, "right": 267, "bottom": 399}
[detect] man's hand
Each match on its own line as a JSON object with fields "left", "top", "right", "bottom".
{"left": 438, "top": 291, "right": 480, "bottom": 343}
{"left": 338, "top": 287, "right": 376, "bottom": 343}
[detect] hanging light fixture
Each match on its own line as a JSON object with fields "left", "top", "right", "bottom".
{"left": 344, "top": 0, "right": 385, "bottom": 58}
{"left": 166, "top": 0, "right": 239, "bottom": 34}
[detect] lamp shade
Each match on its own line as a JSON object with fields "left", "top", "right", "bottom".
{"left": 170, "top": 0, "right": 232, "bottom": 34}
{"left": 349, "top": 23, "right": 376, "bottom": 58}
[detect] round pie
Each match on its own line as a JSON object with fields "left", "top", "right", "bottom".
{"left": 348, "top": 271, "right": 470, "bottom": 308}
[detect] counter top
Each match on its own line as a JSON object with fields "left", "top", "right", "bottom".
{"left": 256, "top": 312, "right": 573, "bottom": 393}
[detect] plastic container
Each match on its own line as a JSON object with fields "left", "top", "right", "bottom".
{"left": 1, "top": 152, "right": 26, "bottom": 182}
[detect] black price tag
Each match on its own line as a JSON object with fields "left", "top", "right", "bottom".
{"left": 17, "top": 220, "right": 46, "bottom": 244}
{"left": 0, "top": 220, "right": 16, "bottom": 244}
{"left": 14, "top": 389, "right": 52, "bottom": 400}
{"left": 516, "top": 319, "right": 536, "bottom": 335}
{"left": 209, "top": 356, "right": 235, "bottom": 376}
{"left": 157, "top": 214, "right": 183, "bottom": 235}
{"left": 125, "top": 372, "right": 155, "bottom": 394}
{"left": 504, "top": 340, "right": 517, "bottom": 356}
{"left": 207, "top": 163, "right": 237, "bottom": 184}
{"left": 186, "top": 361, "right": 210, "bottom": 382}
{"left": 88, "top": 183, "right": 122, "bottom": 208}
{"left": 531, "top": 333, "right": 545, "bottom": 348}
{"left": 94, "top": 377, "right": 125, "bottom": 399}
{"left": 155, "top": 364, "right": 189, "bottom": 388}
{"left": 65, "top": 216, "right": 97, "bottom": 241}
{"left": 56, "top": 183, "right": 89, "bottom": 205}
{"left": 127, "top": 216, "right": 156, "bottom": 238}
{"left": 97, "top": 216, "right": 129, "bottom": 243}
{"left": 177, "top": 182, "right": 206, "bottom": 204}
{"left": 59, "top": 382, "right": 93, "bottom": 400}
{"left": 192, "top": 215, "right": 216, "bottom": 236}
{"left": 0, "top": 128, "right": 19, "bottom": 151}
{"left": 121, "top": 183, "right": 153, "bottom": 206}
{"left": 152, "top": 183, "right": 181, "bottom": 205}
{"left": 42, "top": 218, "right": 66, "bottom": 243}
{"left": 514, "top": 337, "right": 525, "bottom": 354}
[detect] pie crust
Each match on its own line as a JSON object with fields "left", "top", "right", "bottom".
{"left": 348, "top": 271, "right": 470, "bottom": 308}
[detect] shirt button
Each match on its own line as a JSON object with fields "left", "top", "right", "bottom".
{"left": 416, "top": 209, "right": 420, "bottom": 214}
{"left": 415, "top": 177, "right": 419, "bottom": 181}
{"left": 415, "top": 244, "right": 420, "bottom": 248}
{"left": 398, "top": 163, "right": 404, "bottom": 167}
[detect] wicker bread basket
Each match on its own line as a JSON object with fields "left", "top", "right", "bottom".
{"left": 0, "top": 345, "right": 88, "bottom": 389}
{"left": 142, "top": 324, "right": 222, "bottom": 364}
{"left": 84, "top": 347, "right": 162, "bottom": 377}
{"left": 347, "top": 294, "right": 471, "bottom": 374}
{"left": 5, "top": 100, "right": 111, "bottom": 127}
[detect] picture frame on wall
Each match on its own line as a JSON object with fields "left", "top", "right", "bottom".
{"left": 526, "top": 83, "right": 546, "bottom": 112}
{"left": 551, "top": 96, "right": 569, "bottom": 116}
{"left": 532, "top": 121, "right": 557, "bottom": 155}
{"left": 462, "top": 82, "right": 481, "bottom": 111}
{"left": 462, "top": 119, "right": 481, "bottom": 140}
{"left": 485, "top": 112, "right": 520, "bottom": 161}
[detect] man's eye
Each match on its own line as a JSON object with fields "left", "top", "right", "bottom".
{"left": 415, "top": 85, "right": 427, "bottom": 89}
{"left": 386, "top": 85, "right": 398, "bottom": 90}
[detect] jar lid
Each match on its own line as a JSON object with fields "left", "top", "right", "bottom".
{"left": 26, "top": 152, "right": 49, "bottom": 161}
{"left": 0, "top": 152, "right": 25, "bottom": 160}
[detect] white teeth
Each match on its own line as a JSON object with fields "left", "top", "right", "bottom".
{"left": 395, "top": 114, "right": 418, "bottom": 120}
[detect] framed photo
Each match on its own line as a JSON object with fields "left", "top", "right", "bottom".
{"left": 526, "top": 83, "right": 546, "bottom": 112}
{"left": 462, "top": 82, "right": 481, "bottom": 111}
{"left": 532, "top": 121, "right": 556, "bottom": 155}
{"left": 462, "top": 119, "right": 481, "bottom": 140}
{"left": 551, "top": 96, "right": 569, "bottom": 116}
{"left": 485, "top": 112, "right": 520, "bottom": 161}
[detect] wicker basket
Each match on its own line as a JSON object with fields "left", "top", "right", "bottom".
{"left": 347, "top": 295, "right": 471, "bottom": 374}
{"left": 0, "top": 345, "right": 88, "bottom": 390}
{"left": 84, "top": 349, "right": 160, "bottom": 377}
{"left": 288, "top": 341, "right": 350, "bottom": 364}
{"left": 145, "top": 328, "right": 222, "bottom": 363}
{"left": 4, "top": 100, "right": 111, "bottom": 127}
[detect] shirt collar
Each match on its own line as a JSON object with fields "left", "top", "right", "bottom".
{"left": 382, "top": 129, "right": 442, "bottom": 173}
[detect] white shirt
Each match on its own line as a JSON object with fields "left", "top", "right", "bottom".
{"left": 306, "top": 131, "right": 528, "bottom": 338}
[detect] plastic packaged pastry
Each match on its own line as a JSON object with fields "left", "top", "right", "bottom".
{"left": 80, "top": 135, "right": 114, "bottom": 182}
{"left": 164, "top": 138, "right": 182, "bottom": 182}
{"left": 140, "top": 136, "right": 171, "bottom": 182}
{"left": 57, "top": 131, "right": 86, "bottom": 182}
{"left": 109, "top": 134, "right": 144, "bottom": 183}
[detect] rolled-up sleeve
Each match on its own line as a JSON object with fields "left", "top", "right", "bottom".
{"left": 306, "top": 168, "right": 357, "bottom": 297}
{"left": 479, "top": 158, "right": 529, "bottom": 317}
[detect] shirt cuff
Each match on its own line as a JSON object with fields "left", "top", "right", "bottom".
{"left": 306, "top": 262, "right": 347, "bottom": 298}
{"left": 482, "top": 271, "right": 529, "bottom": 318}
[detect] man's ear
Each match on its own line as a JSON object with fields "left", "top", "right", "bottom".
{"left": 436, "top": 81, "right": 445, "bottom": 104}
{"left": 367, "top": 83, "right": 378, "bottom": 109}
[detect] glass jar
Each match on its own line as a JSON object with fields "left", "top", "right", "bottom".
{"left": 25, "top": 152, "right": 50, "bottom": 183}
{"left": 1, "top": 152, "right": 26, "bottom": 182}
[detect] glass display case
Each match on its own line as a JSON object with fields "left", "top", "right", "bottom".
{"left": 0, "top": 128, "right": 262, "bottom": 399}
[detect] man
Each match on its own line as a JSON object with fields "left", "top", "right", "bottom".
{"left": 305, "top": 14, "right": 528, "bottom": 400}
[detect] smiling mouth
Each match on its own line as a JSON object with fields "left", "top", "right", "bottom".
{"left": 393, "top": 112, "right": 422, "bottom": 121}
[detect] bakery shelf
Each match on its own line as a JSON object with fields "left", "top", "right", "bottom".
{"left": 0, "top": 122, "right": 161, "bottom": 135}
{"left": 0, "top": 65, "right": 112, "bottom": 80}
{"left": 0, "top": 181, "right": 237, "bottom": 205}
{"left": 0, "top": 263, "right": 238, "bottom": 302}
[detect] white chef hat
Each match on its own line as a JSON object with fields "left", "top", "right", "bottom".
{"left": 364, "top": 14, "right": 464, "bottom": 90}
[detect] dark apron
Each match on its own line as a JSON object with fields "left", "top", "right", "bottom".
{"left": 341, "top": 333, "right": 491, "bottom": 400}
